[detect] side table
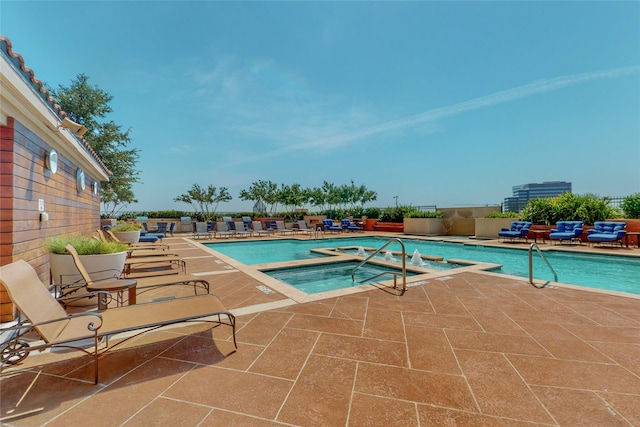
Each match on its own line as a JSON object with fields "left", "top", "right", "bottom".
{"left": 87, "top": 278, "right": 137, "bottom": 307}
{"left": 530, "top": 230, "right": 547, "bottom": 244}
{"left": 624, "top": 232, "right": 640, "bottom": 249}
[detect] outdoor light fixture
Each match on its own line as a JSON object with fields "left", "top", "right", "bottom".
{"left": 46, "top": 149, "right": 58, "bottom": 173}
{"left": 92, "top": 181, "right": 99, "bottom": 195}
{"left": 60, "top": 117, "right": 87, "bottom": 137}
{"left": 76, "top": 168, "right": 86, "bottom": 192}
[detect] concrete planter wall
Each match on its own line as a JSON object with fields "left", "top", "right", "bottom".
{"left": 112, "top": 230, "right": 141, "bottom": 244}
{"left": 475, "top": 218, "right": 520, "bottom": 239}
{"left": 49, "top": 251, "right": 128, "bottom": 306}
{"left": 403, "top": 218, "right": 444, "bottom": 235}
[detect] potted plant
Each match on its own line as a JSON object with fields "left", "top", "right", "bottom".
{"left": 46, "top": 236, "right": 129, "bottom": 306}
{"left": 111, "top": 221, "right": 142, "bottom": 244}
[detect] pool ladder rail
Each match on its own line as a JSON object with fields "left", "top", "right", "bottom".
{"left": 528, "top": 243, "right": 558, "bottom": 288}
{"left": 351, "top": 238, "right": 407, "bottom": 294}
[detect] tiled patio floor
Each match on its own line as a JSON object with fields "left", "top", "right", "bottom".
{"left": 1, "top": 235, "right": 639, "bottom": 426}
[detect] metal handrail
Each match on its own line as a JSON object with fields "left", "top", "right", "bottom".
{"left": 352, "top": 238, "right": 406, "bottom": 293}
{"left": 528, "top": 243, "right": 558, "bottom": 288}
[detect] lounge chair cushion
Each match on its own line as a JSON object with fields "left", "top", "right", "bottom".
{"left": 587, "top": 222, "right": 626, "bottom": 242}
{"left": 498, "top": 221, "right": 531, "bottom": 238}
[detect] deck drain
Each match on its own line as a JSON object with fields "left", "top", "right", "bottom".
{"left": 257, "top": 285, "right": 274, "bottom": 294}
{"left": 214, "top": 260, "right": 223, "bottom": 264}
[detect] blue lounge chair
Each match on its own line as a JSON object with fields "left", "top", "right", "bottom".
{"left": 587, "top": 222, "right": 626, "bottom": 246}
{"left": 322, "top": 219, "right": 343, "bottom": 233}
{"left": 341, "top": 219, "right": 363, "bottom": 232}
{"left": 549, "top": 221, "right": 583, "bottom": 245}
{"left": 498, "top": 221, "right": 532, "bottom": 242}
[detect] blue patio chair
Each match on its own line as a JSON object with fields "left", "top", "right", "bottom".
{"left": 549, "top": 221, "right": 583, "bottom": 244}
{"left": 341, "top": 219, "right": 363, "bottom": 232}
{"left": 242, "top": 216, "right": 252, "bottom": 231}
{"left": 498, "top": 221, "right": 532, "bottom": 242}
{"left": 166, "top": 222, "right": 176, "bottom": 237}
{"left": 587, "top": 222, "right": 626, "bottom": 246}
{"left": 322, "top": 219, "right": 343, "bottom": 233}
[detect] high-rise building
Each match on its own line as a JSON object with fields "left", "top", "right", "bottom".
{"left": 503, "top": 181, "right": 572, "bottom": 212}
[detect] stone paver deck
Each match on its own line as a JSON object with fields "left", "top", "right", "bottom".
{"left": 1, "top": 233, "right": 639, "bottom": 426}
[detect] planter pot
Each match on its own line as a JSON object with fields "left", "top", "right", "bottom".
{"left": 50, "top": 251, "right": 128, "bottom": 306}
{"left": 475, "top": 218, "right": 521, "bottom": 239}
{"left": 404, "top": 218, "right": 444, "bottom": 235}
{"left": 364, "top": 219, "right": 379, "bottom": 231}
{"left": 112, "top": 230, "right": 141, "bottom": 244}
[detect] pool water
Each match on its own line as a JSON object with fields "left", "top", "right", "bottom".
{"left": 206, "top": 237, "right": 640, "bottom": 294}
{"left": 265, "top": 261, "right": 416, "bottom": 294}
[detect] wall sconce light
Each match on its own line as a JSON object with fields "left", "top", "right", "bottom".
{"left": 92, "top": 181, "right": 99, "bottom": 195}
{"left": 60, "top": 117, "right": 87, "bottom": 137}
{"left": 76, "top": 168, "right": 86, "bottom": 192}
{"left": 40, "top": 212, "right": 49, "bottom": 222}
{"left": 46, "top": 149, "right": 58, "bottom": 173}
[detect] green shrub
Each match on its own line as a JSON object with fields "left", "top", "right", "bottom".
{"left": 405, "top": 210, "right": 444, "bottom": 218}
{"left": 45, "top": 236, "right": 128, "bottom": 255}
{"left": 520, "top": 198, "right": 555, "bottom": 225}
{"left": 379, "top": 205, "right": 416, "bottom": 222}
{"left": 521, "top": 193, "right": 619, "bottom": 226}
{"left": 363, "top": 207, "right": 381, "bottom": 219}
{"left": 112, "top": 222, "right": 141, "bottom": 232}
{"left": 484, "top": 211, "right": 519, "bottom": 218}
{"left": 621, "top": 193, "right": 640, "bottom": 218}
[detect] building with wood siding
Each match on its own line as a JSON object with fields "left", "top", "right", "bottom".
{"left": 0, "top": 36, "right": 111, "bottom": 321}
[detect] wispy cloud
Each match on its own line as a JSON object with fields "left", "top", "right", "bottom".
{"left": 223, "top": 65, "right": 640, "bottom": 166}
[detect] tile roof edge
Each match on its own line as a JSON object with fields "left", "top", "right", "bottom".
{"left": 0, "top": 35, "right": 112, "bottom": 177}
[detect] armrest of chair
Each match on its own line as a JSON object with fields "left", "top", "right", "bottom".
{"left": 575, "top": 228, "right": 583, "bottom": 236}
{"left": 500, "top": 227, "right": 509, "bottom": 231}
{"left": 550, "top": 229, "right": 559, "bottom": 233}
{"left": 587, "top": 229, "right": 597, "bottom": 234}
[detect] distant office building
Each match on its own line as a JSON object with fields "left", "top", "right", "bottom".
{"left": 503, "top": 181, "right": 572, "bottom": 212}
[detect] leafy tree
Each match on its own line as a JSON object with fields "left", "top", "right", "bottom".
{"left": 278, "top": 183, "right": 308, "bottom": 213}
{"left": 239, "top": 180, "right": 278, "bottom": 215}
{"left": 50, "top": 73, "right": 140, "bottom": 215}
{"left": 174, "top": 184, "right": 232, "bottom": 221}
{"left": 621, "top": 193, "right": 640, "bottom": 218}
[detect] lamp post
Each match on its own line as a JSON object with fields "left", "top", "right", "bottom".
{"left": 393, "top": 196, "right": 398, "bottom": 207}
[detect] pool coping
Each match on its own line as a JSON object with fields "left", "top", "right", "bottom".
{"left": 195, "top": 234, "right": 640, "bottom": 303}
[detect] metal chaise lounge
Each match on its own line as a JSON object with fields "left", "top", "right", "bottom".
{"left": 296, "top": 220, "right": 316, "bottom": 235}
{"left": 498, "top": 221, "right": 532, "bottom": 242}
{"left": 275, "top": 220, "right": 295, "bottom": 235}
{"left": 215, "top": 221, "right": 235, "bottom": 238}
{"left": 0, "top": 260, "right": 236, "bottom": 384}
{"left": 192, "top": 222, "right": 213, "bottom": 239}
{"left": 234, "top": 221, "right": 252, "bottom": 238}
{"left": 322, "top": 219, "right": 343, "bottom": 233}
{"left": 587, "top": 221, "right": 627, "bottom": 246}
{"left": 341, "top": 219, "right": 363, "bottom": 232}
{"left": 65, "top": 244, "right": 210, "bottom": 303}
{"left": 548, "top": 221, "right": 584, "bottom": 245}
{"left": 104, "top": 230, "right": 170, "bottom": 251}
{"left": 252, "top": 221, "right": 272, "bottom": 237}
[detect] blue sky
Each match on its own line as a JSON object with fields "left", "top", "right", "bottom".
{"left": 3, "top": 1, "right": 639, "bottom": 212}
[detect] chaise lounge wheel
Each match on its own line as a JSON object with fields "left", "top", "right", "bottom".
{"left": 1, "top": 340, "right": 30, "bottom": 365}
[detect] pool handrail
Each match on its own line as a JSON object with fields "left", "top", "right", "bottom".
{"left": 352, "top": 238, "right": 406, "bottom": 294}
{"left": 528, "top": 242, "right": 558, "bottom": 288}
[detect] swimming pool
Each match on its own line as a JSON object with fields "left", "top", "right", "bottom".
{"left": 206, "top": 237, "right": 640, "bottom": 295}
{"left": 264, "top": 261, "right": 416, "bottom": 294}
